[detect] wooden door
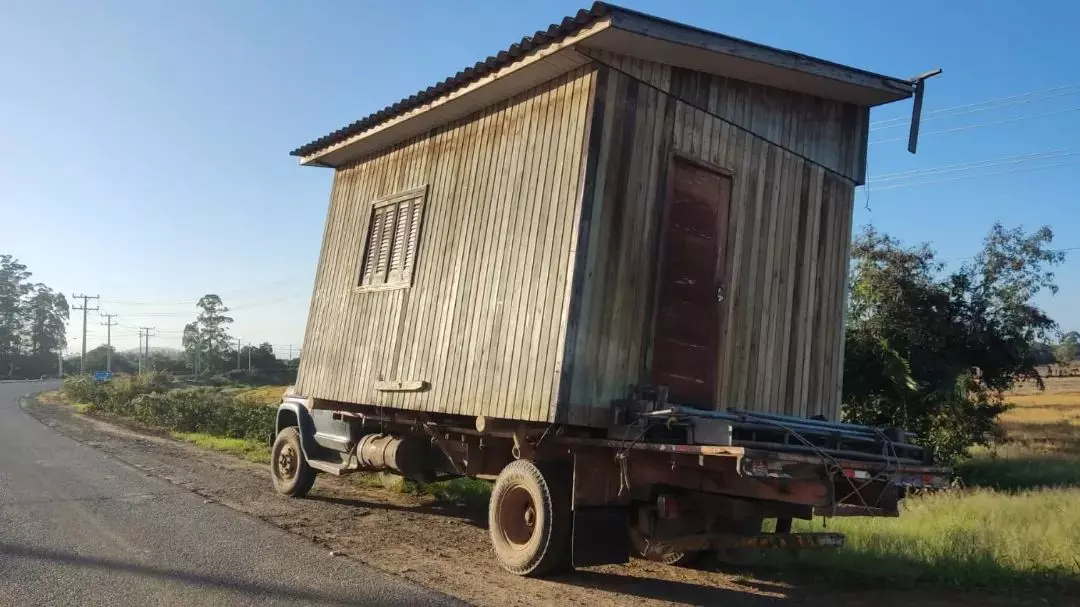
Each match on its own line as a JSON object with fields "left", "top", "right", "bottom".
{"left": 650, "top": 157, "right": 732, "bottom": 407}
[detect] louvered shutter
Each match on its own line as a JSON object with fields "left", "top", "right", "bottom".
{"left": 357, "top": 185, "right": 428, "bottom": 290}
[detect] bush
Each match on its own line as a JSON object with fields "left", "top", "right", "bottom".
{"left": 63, "top": 374, "right": 274, "bottom": 442}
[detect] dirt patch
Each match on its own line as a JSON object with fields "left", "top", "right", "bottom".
{"left": 22, "top": 396, "right": 1054, "bottom": 607}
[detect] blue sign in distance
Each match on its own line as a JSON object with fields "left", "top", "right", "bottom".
{"left": 93, "top": 370, "right": 113, "bottom": 382}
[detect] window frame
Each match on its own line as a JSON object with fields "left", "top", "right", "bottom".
{"left": 354, "top": 184, "right": 429, "bottom": 293}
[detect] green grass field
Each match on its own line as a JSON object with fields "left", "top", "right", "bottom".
{"left": 767, "top": 376, "right": 1080, "bottom": 593}
{"left": 170, "top": 431, "right": 270, "bottom": 463}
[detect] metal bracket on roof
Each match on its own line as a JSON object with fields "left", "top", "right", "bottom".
{"left": 907, "top": 68, "right": 943, "bottom": 154}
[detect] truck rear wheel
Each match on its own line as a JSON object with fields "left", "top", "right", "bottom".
{"left": 488, "top": 460, "right": 571, "bottom": 577}
{"left": 271, "top": 427, "right": 316, "bottom": 497}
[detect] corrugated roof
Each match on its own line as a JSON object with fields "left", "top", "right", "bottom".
{"left": 289, "top": 3, "right": 612, "bottom": 158}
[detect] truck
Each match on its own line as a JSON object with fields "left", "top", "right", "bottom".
{"left": 272, "top": 2, "right": 948, "bottom": 576}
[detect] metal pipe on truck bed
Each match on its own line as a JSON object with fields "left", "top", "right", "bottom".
{"left": 649, "top": 408, "right": 883, "bottom": 441}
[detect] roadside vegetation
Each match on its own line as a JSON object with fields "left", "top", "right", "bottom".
{"left": 62, "top": 373, "right": 275, "bottom": 449}
{"left": 766, "top": 374, "right": 1080, "bottom": 594}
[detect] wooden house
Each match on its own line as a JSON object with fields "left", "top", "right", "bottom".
{"left": 290, "top": 3, "right": 917, "bottom": 427}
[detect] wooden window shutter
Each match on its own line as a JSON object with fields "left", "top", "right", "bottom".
{"left": 357, "top": 185, "right": 428, "bottom": 291}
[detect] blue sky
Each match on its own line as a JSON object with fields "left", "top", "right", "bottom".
{"left": 2, "top": 0, "right": 1078, "bottom": 353}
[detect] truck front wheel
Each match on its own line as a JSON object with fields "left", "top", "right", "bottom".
{"left": 270, "top": 427, "right": 316, "bottom": 497}
{"left": 488, "top": 460, "right": 571, "bottom": 576}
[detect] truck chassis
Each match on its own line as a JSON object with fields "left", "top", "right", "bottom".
{"left": 271, "top": 390, "right": 947, "bottom": 576}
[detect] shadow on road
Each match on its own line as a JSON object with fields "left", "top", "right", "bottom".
{"left": 0, "top": 541, "right": 368, "bottom": 605}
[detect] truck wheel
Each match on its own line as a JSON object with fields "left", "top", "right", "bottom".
{"left": 488, "top": 460, "right": 571, "bottom": 577}
{"left": 629, "top": 528, "right": 701, "bottom": 566}
{"left": 271, "top": 427, "right": 316, "bottom": 497}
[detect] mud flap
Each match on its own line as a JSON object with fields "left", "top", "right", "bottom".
{"left": 571, "top": 507, "right": 629, "bottom": 567}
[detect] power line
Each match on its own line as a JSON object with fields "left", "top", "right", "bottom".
{"left": 101, "top": 276, "right": 308, "bottom": 306}
{"left": 871, "top": 83, "right": 1080, "bottom": 128}
{"left": 942, "top": 246, "right": 1080, "bottom": 262}
{"left": 866, "top": 149, "right": 1077, "bottom": 183}
{"left": 870, "top": 158, "right": 1080, "bottom": 191}
{"left": 871, "top": 106, "right": 1080, "bottom": 145}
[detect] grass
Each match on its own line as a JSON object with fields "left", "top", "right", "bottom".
{"left": 171, "top": 431, "right": 270, "bottom": 463}
{"left": 771, "top": 375, "right": 1080, "bottom": 594}
{"left": 228, "top": 385, "right": 289, "bottom": 406}
{"left": 774, "top": 488, "right": 1080, "bottom": 592}
{"left": 350, "top": 472, "right": 492, "bottom": 510}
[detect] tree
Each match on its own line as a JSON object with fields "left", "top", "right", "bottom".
{"left": 0, "top": 255, "right": 32, "bottom": 370}
{"left": 240, "top": 342, "right": 283, "bottom": 371}
{"left": 181, "top": 295, "right": 234, "bottom": 374}
{"left": 1056, "top": 333, "right": 1079, "bottom": 365}
{"left": 79, "top": 345, "right": 136, "bottom": 374}
{"left": 0, "top": 255, "right": 67, "bottom": 378}
{"left": 843, "top": 223, "right": 1064, "bottom": 464}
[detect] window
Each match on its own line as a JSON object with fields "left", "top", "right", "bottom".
{"left": 357, "top": 185, "right": 428, "bottom": 291}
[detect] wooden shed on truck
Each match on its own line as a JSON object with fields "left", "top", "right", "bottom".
{"left": 291, "top": 2, "right": 917, "bottom": 428}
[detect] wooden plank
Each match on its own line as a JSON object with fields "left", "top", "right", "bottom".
{"left": 753, "top": 148, "right": 784, "bottom": 411}
{"left": 504, "top": 76, "right": 560, "bottom": 420}
{"left": 782, "top": 163, "right": 811, "bottom": 414}
{"left": 494, "top": 75, "right": 545, "bottom": 419}
{"left": 796, "top": 167, "right": 825, "bottom": 415}
{"left": 545, "top": 67, "right": 594, "bottom": 420}
{"left": 455, "top": 88, "right": 515, "bottom": 416}
{"left": 567, "top": 68, "right": 621, "bottom": 409}
{"left": 832, "top": 181, "right": 856, "bottom": 420}
{"left": 523, "top": 73, "right": 576, "bottom": 420}
{"left": 445, "top": 104, "right": 502, "bottom": 415}
{"left": 417, "top": 124, "right": 467, "bottom": 412}
{"left": 556, "top": 66, "right": 607, "bottom": 423}
{"left": 475, "top": 77, "right": 530, "bottom": 414}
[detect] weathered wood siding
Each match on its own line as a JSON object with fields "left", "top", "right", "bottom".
{"left": 562, "top": 51, "right": 863, "bottom": 424}
{"left": 297, "top": 66, "right": 596, "bottom": 422}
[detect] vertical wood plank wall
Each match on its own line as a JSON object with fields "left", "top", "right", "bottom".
{"left": 563, "top": 51, "right": 864, "bottom": 424}
{"left": 296, "top": 66, "right": 596, "bottom": 423}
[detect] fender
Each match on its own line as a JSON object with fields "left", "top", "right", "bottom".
{"left": 275, "top": 397, "right": 321, "bottom": 458}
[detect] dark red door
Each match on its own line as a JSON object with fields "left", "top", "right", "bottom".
{"left": 650, "top": 157, "right": 731, "bottom": 407}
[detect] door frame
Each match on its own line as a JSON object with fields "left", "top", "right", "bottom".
{"left": 643, "top": 151, "right": 736, "bottom": 405}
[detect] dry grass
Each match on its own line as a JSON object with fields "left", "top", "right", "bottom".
{"left": 229, "top": 385, "right": 288, "bottom": 406}
{"left": 780, "top": 375, "right": 1080, "bottom": 593}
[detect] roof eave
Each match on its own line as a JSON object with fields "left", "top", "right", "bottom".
{"left": 602, "top": 7, "right": 914, "bottom": 106}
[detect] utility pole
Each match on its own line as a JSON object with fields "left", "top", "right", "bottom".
{"left": 71, "top": 294, "right": 99, "bottom": 375}
{"left": 57, "top": 348, "right": 63, "bottom": 377}
{"left": 247, "top": 342, "right": 252, "bottom": 372}
{"left": 137, "top": 329, "right": 145, "bottom": 374}
{"left": 236, "top": 338, "right": 242, "bottom": 371}
{"left": 140, "top": 327, "right": 155, "bottom": 372}
{"left": 100, "top": 314, "right": 118, "bottom": 372}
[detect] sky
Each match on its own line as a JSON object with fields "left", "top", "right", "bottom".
{"left": 2, "top": 0, "right": 1078, "bottom": 355}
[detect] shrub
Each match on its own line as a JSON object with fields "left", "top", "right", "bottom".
{"left": 63, "top": 374, "right": 275, "bottom": 443}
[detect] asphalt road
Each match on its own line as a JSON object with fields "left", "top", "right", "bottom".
{"left": 0, "top": 381, "right": 461, "bottom": 606}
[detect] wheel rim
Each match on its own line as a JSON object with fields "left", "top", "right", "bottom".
{"left": 277, "top": 443, "right": 298, "bottom": 481}
{"left": 498, "top": 485, "right": 537, "bottom": 548}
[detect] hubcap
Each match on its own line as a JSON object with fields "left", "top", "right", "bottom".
{"left": 277, "top": 444, "right": 297, "bottom": 480}
{"left": 498, "top": 486, "right": 537, "bottom": 548}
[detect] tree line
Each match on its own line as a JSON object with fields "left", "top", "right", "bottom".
{"left": 0, "top": 255, "right": 68, "bottom": 379}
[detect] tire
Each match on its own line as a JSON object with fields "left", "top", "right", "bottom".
{"left": 271, "top": 427, "right": 316, "bottom": 497}
{"left": 488, "top": 459, "right": 572, "bottom": 577}
{"left": 629, "top": 527, "right": 701, "bottom": 566}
